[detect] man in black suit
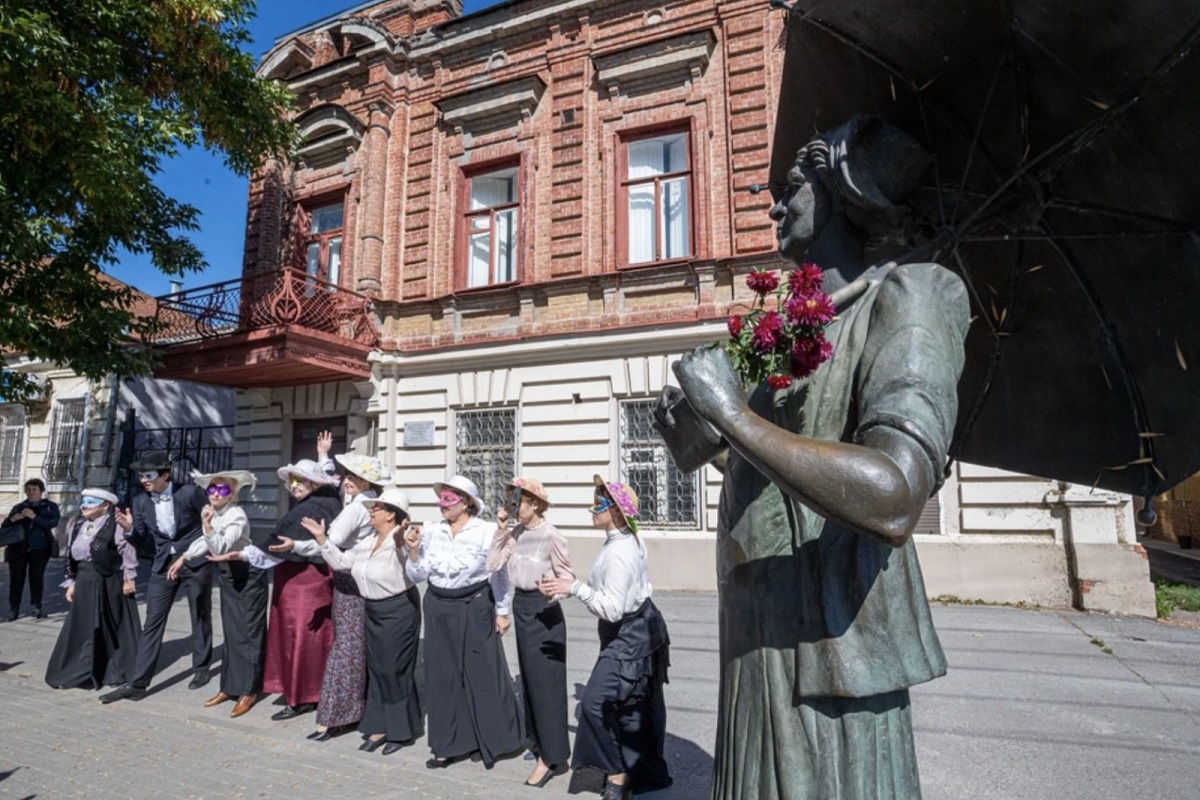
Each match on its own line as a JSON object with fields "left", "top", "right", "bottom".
{"left": 100, "top": 451, "right": 214, "bottom": 703}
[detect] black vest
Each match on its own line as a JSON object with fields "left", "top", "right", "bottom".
{"left": 69, "top": 513, "right": 122, "bottom": 578}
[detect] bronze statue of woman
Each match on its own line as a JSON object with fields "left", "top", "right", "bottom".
{"left": 658, "top": 116, "right": 969, "bottom": 799}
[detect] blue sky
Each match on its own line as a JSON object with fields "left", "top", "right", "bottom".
{"left": 108, "top": 0, "right": 498, "bottom": 296}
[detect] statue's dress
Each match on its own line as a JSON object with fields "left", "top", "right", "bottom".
{"left": 711, "top": 264, "right": 969, "bottom": 800}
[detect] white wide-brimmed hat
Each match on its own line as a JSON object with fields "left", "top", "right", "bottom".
{"left": 81, "top": 488, "right": 118, "bottom": 505}
{"left": 361, "top": 486, "right": 412, "bottom": 514}
{"left": 277, "top": 459, "right": 338, "bottom": 486}
{"left": 334, "top": 454, "right": 395, "bottom": 486}
{"left": 433, "top": 475, "right": 487, "bottom": 516}
{"left": 192, "top": 469, "right": 257, "bottom": 493}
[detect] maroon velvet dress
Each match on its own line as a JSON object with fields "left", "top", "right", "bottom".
{"left": 256, "top": 487, "right": 341, "bottom": 707}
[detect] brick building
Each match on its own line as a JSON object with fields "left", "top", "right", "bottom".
{"left": 151, "top": 0, "right": 1153, "bottom": 613}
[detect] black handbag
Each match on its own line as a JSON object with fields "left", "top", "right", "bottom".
{"left": 0, "top": 522, "right": 24, "bottom": 549}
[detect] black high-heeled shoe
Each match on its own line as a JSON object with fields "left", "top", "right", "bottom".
{"left": 359, "top": 736, "right": 386, "bottom": 753}
{"left": 307, "top": 729, "right": 332, "bottom": 742}
{"left": 524, "top": 763, "right": 568, "bottom": 788}
{"left": 425, "top": 752, "right": 472, "bottom": 769}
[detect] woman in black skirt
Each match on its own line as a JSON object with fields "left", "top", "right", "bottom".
{"left": 298, "top": 486, "right": 422, "bottom": 755}
{"left": 45, "top": 488, "right": 142, "bottom": 690}
{"left": 404, "top": 475, "right": 524, "bottom": 770}
{"left": 169, "top": 470, "right": 263, "bottom": 718}
{"left": 538, "top": 477, "right": 672, "bottom": 800}
{"left": 488, "top": 476, "right": 574, "bottom": 787}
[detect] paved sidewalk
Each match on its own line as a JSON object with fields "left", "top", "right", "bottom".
{"left": 1, "top": 567, "right": 1199, "bottom": 799}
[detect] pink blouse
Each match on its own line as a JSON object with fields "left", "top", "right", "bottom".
{"left": 487, "top": 518, "right": 574, "bottom": 591}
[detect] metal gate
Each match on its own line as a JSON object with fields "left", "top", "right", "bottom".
{"left": 114, "top": 410, "right": 235, "bottom": 503}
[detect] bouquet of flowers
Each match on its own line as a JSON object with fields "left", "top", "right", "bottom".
{"left": 725, "top": 263, "right": 836, "bottom": 389}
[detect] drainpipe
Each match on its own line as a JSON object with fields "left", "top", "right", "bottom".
{"left": 100, "top": 373, "right": 121, "bottom": 483}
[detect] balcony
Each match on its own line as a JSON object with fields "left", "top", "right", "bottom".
{"left": 150, "top": 268, "right": 379, "bottom": 388}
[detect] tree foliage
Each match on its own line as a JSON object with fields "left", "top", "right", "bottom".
{"left": 0, "top": 0, "right": 295, "bottom": 397}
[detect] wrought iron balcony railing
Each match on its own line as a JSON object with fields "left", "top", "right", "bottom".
{"left": 151, "top": 268, "right": 379, "bottom": 348}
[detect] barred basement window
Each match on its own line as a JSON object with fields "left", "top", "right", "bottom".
{"left": 455, "top": 408, "right": 517, "bottom": 520}
{"left": 0, "top": 405, "right": 26, "bottom": 484}
{"left": 619, "top": 399, "right": 698, "bottom": 529}
{"left": 44, "top": 397, "right": 86, "bottom": 483}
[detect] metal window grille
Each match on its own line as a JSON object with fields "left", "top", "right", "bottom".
{"left": 455, "top": 408, "right": 517, "bottom": 520}
{"left": 43, "top": 398, "right": 86, "bottom": 483}
{"left": 619, "top": 399, "right": 699, "bottom": 529}
{"left": 0, "top": 405, "right": 26, "bottom": 484}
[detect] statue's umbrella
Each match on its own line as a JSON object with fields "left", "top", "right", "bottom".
{"left": 768, "top": 0, "right": 1200, "bottom": 503}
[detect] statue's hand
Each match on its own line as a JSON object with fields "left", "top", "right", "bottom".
{"left": 674, "top": 346, "right": 746, "bottom": 426}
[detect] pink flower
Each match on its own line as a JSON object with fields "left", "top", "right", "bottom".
{"left": 766, "top": 374, "right": 792, "bottom": 390}
{"left": 790, "top": 333, "right": 834, "bottom": 378}
{"left": 751, "top": 310, "right": 784, "bottom": 352}
{"left": 727, "top": 315, "right": 744, "bottom": 337}
{"left": 788, "top": 263, "right": 824, "bottom": 296}
{"left": 746, "top": 269, "right": 780, "bottom": 296}
{"left": 784, "top": 292, "right": 836, "bottom": 327}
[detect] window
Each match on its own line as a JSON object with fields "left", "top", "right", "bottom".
{"left": 623, "top": 131, "right": 691, "bottom": 265}
{"left": 619, "top": 399, "right": 699, "bottom": 529}
{"left": 463, "top": 166, "right": 519, "bottom": 288}
{"left": 304, "top": 202, "right": 343, "bottom": 286}
{"left": 44, "top": 398, "right": 86, "bottom": 483}
{"left": 0, "top": 405, "right": 26, "bottom": 484}
{"left": 455, "top": 408, "right": 517, "bottom": 519}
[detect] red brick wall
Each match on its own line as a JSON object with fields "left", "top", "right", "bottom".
{"left": 243, "top": 0, "right": 787, "bottom": 351}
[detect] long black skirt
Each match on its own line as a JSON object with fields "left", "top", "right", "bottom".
{"left": 573, "top": 598, "right": 672, "bottom": 792}
{"left": 513, "top": 588, "right": 570, "bottom": 766}
{"left": 217, "top": 562, "right": 268, "bottom": 697}
{"left": 45, "top": 562, "right": 142, "bottom": 690}
{"left": 360, "top": 585, "right": 422, "bottom": 742}
{"left": 424, "top": 580, "right": 524, "bottom": 767}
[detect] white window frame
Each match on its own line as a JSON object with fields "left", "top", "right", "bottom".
{"left": 453, "top": 407, "right": 518, "bottom": 520}
{"left": 618, "top": 398, "right": 700, "bottom": 530}
{"left": 0, "top": 404, "right": 27, "bottom": 486}
{"left": 43, "top": 395, "right": 89, "bottom": 486}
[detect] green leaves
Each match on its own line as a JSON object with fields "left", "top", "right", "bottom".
{"left": 0, "top": 0, "right": 296, "bottom": 393}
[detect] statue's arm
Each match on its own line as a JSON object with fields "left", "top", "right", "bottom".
{"left": 675, "top": 346, "right": 934, "bottom": 548}
{"left": 718, "top": 401, "right": 932, "bottom": 547}
{"left": 652, "top": 385, "right": 728, "bottom": 474}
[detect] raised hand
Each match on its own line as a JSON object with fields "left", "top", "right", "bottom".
{"left": 316, "top": 430, "right": 333, "bottom": 460}
{"left": 299, "top": 517, "right": 327, "bottom": 545}
{"left": 114, "top": 507, "right": 133, "bottom": 530}
{"left": 201, "top": 505, "right": 215, "bottom": 526}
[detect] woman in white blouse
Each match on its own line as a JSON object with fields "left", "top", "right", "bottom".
{"left": 296, "top": 486, "right": 421, "bottom": 755}
{"left": 404, "top": 475, "right": 524, "bottom": 770}
{"left": 538, "top": 476, "right": 673, "bottom": 800}
{"left": 167, "top": 470, "right": 262, "bottom": 719}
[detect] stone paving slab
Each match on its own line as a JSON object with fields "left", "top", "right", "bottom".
{"left": 2, "top": 565, "right": 1200, "bottom": 799}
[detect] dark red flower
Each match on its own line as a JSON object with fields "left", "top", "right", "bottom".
{"left": 751, "top": 310, "right": 784, "bottom": 352}
{"left": 788, "top": 262, "right": 824, "bottom": 296}
{"left": 746, "top": 269, "right": 780, "bottom": 296}
{"left": 766, "top": 374, "right": 792, "bottom": 390}
{"left": 783, "top": 291, "right": 836, "bottom": 327}
{"left": 727, "top": 314, "right": 744, "bottom": 337}
{"left": 790, "top": 333, "right": 834, "bottom": 378}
